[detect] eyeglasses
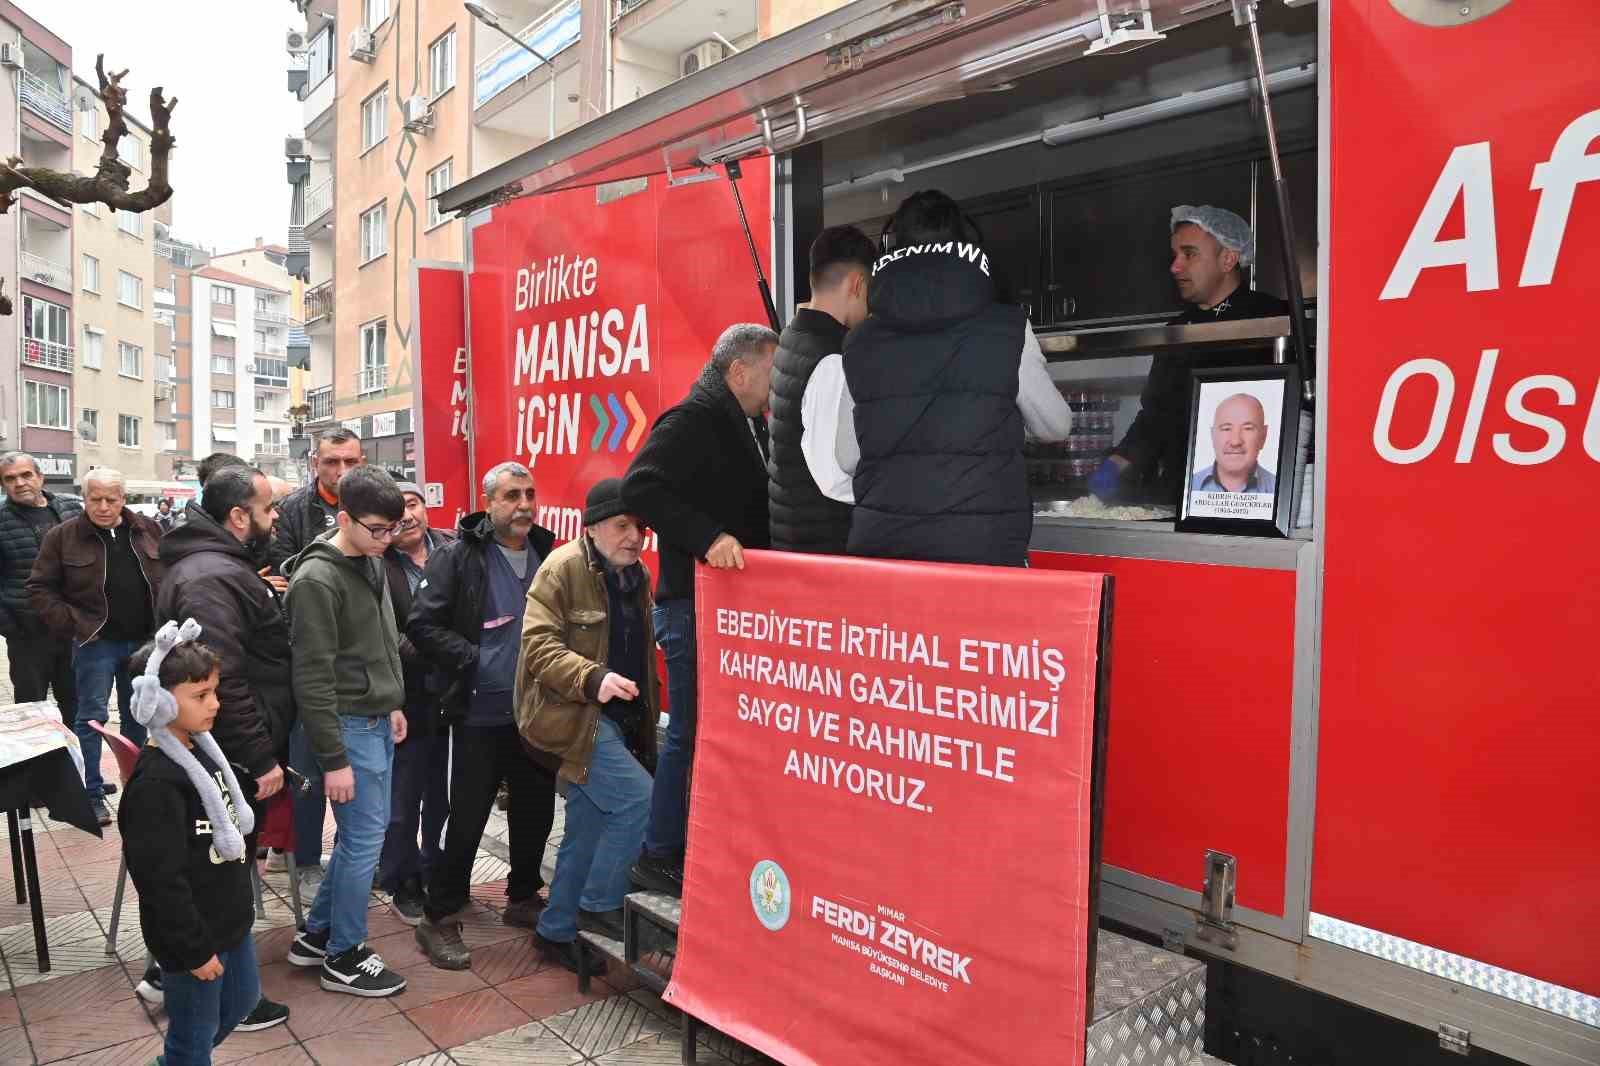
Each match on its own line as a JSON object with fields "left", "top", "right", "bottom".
{"left": 358, "top": 520, "right": 405, "bottom": 540}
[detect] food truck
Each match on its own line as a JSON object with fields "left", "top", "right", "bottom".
{"left": 416, "top": 1, "right": 1597, "bottom": 1061}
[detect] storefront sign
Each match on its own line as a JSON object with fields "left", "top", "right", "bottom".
{"left": 668, "top": 552, "right": 1109, "bottom": 1065}
{"left": 465, "top": 160, "right": 773, "bottom": 548}
{"left": 412, "top": 264, "right": 472, "bottom": 531}
{"left": 372, "top": 411, "right": 397, "bottom": 438}
{"left": 34, "top": 454, "right": 73, "bottom": 478}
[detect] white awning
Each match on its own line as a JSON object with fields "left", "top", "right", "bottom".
{"left": 211, "top": 321, "right": 238, "bottom": 339}
{"left": 211, "top": 425, "right": 238, "bottom": 442}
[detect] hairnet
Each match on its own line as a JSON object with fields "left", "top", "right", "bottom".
{"left": 1171, "top": 205, "right": 1255, "bottom": 267}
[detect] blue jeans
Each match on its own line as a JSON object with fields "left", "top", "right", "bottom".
{"left": 306, "top": 716, "right": 393, "bottom": 957}
{"left": 288, "top": 721, "right": 328, "bottom": 867}
{"left": 538, "top": 718, "right": 652, "bottom": 942}
{"left": 643, "top": 599, "right": 695, "bottom": 859}
{"left": 160, "top": 932, "right": 260, "bottom": 1066}
{"left": 377, "top": 730, "right": 449, "bottom": 893}
{"left": 72, "top": 638, "right": 147, "bottom": 794}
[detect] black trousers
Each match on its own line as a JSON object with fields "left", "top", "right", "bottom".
{"left": 424, "top": 721, "right": 556, "bottom": 922}
{"left": 8, "top": 633, "right": 76, "bottom": 721}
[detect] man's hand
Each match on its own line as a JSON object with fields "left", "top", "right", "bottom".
{"left": 1087, "top": 456, "right": 1130, "bottom": 502}
{"left": 705, "top": 533, "right": 745, "bottom": 570}
{"left": 324, "top": 765, "right": 355, "bottom": 804}
{"left": 254, "top": 764, "right": 284, "bottom": 800}
{"left": 191, "top": 955, "right": 224, "bottom": 981}
{"left": 258, "top": 566, "right": 288, "bottom": 594}
{"left": 597, "top": 673, "right": 640, "bottom": 703}
{"left": 390, "top": 710, "right": 408, "bottom": 745}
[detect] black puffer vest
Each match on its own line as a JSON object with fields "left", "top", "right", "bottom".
{"left": 843, "top": 244, "right": 1029, "bottom": 566}
{"left": 0, "top": 492, "right": 83, "bottom": 637}
{"left": 767, "top": 309, "right": 852, "bottom": 554}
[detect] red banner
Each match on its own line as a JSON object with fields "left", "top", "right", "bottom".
{"left": 1318, "top": 1, "right": 1600, "bottom": 994}
{"left": 667, "top": 552, "right": 1108, "bottom": 1066}
{"left": 411, "top": 264, "right": 472, "bottom": 531}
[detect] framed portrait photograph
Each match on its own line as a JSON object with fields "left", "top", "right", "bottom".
{"left": 1177, "top": 365, "right": 1301, "bottom": 537}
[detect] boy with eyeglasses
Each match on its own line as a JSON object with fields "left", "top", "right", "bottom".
{"left": 282, "top": 466, "right": 410, "bottom": 997}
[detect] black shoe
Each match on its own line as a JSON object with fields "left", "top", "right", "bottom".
{"left": 390, "top": 879, "right": 426, "bottom": 926}
{"left": 135, "top": 963, "right": 163, "bottom": 1005}
{"left": 534, "top": 932, "right": 589, "bottom": 976}
{"left": 91, "top": 797, "right": 112, "bottom": 827}
{"left": 100, "top": 782, "right": 118, "bottom": 796}
{"left": 577, "top": 908, "right": 625, "bottom": 941}
{"left": 287, "top": 925, "right": 331, "bottom": 968}
{"left": 320, "top": 944, "right": 406, "bottom": 997}
{"left": 630, "top": 854, "right": 683, "bottom": 897}
{"left": 415, "top": 917, "right": 472, "bottom": 970}
{"left": 501, "top": 896, "right": 546, "bottom": 930}
{"left": 234, "top": 997, "right": 290, "bottom": 1032}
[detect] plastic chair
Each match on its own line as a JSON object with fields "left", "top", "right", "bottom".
{"left": 88, "top": 721, "right": 143, "bottom": 956}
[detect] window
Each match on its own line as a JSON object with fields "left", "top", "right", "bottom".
{"left": 79, "top": 409, "right": 98, "bottom": 441}
{"left": 23, "top": 297, "right": 69, "bottom": 346}
{"left": 118, "top": 136, "right": 143, "bottom": 171}
{"left": 24, "top": 381, "right": 69, "bottom": 429}
{"left": 118, "top": 271, "right": 142, "bottom": 308}
{"left": 306, "top": 26, "right": 334, "bottom": 87}
{"left": 157, "top": 354, "right": 174, "bottom": 381}
{"left": 211, "top": 285, "right": 235, "bottom": 306}
{"left": 426, "top": 159, "right": 453, "bottom": 228}
{"left": 119, "top": 342, "right": 143, "bottom": 378}
{"left": 361, "top": 86, "right": 388, "bottom": 151}
{"left": 82, "top": 104, "right": 99, "bottom": 140}
{"left": 211, "top": 354, "right": 235, "bottom": 376}
{"left": 82, "top": 329, "right": 104, "bottom": 370}
{"left": 163, "top": 422, "right": 178, "bottom": 448}
{"left": 255, "top": 295, "right": 271, "bottom": 314}
{"left": 118, "top": 414, "right": 141, "bottom": 448}
{"left": 117, "top": 209, "right": 142, "bottom": 237}
{"left": 429, "top": 30, "right": 456, "bottom": 98}
{"left": 364, "top": 0, "right": 389, "bottom": 30}
{"left": 359, "top": 320, "right": 387, "bottom": 393}
{"left": 255, "top": 393, "right": 270, "bottom": 413}
{"left": 360, "top": 201, "right": 388, "bottom": 262}
{"left": 255, "top": 329, "right": 268, "bottom": 349}
{"left": 212, "top": 390, "right": 235, "bottom": 409}
{"left": 81, "top": 255, "right": 100, "bottom": 293}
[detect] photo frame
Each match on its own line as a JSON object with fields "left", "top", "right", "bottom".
{"left": 1176, "top": 364, "right": 1301, "bottom": 537}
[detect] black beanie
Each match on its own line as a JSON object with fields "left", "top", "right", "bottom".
{"left": 584, "top": 478, "right": 626, "bottom": 525}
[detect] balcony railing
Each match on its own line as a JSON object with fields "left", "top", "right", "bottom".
{"left": 20, "top": 71, "right": 71, "bottom": 132}
{"left": 20, "top": 251, "right": 70, "bottom": 292}
{"left": 256, "top": 309, "right": 290, "bottom": 326}
{"left": 257, "top": 443, "right": 289, "bottom": 457}
{"left": 307, "top": 385, "right": 334, "bottom": 422}
{"left": 357, "top": 365, "right": 388, "bottom": 395}
{"left": 475, "top": 0, "right": 582, "bottom": 108}
{"left": 305, "top": 282, "right": 334, "bottom": 324}
{"left": 305, "top": 177, "right": 334, "bottom": 224}
{"left": 21, "top": 337, "right": 73, "bottom": 372}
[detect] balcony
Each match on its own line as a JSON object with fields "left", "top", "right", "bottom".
{"left": 612, "top": 0, "right": 756, "bottom": 64}
{"left": 20, "top": 252, "right": 70, "bottom": 292}
{"left": 255, "top": 358, "right": 290, "bottom": 390}
{"left": 305, "top": 178, "right": 333, "bottom": 226}
{"left": 21, "top": 337, "right": 73, "bottom": 373}
{"left": 20, "top": 71, "right": 71, "bottom": 132}
{"left": 256, "top": 308, "right": 291, "bottom": 326}
{"left": 307, "top": 385, "right": 334, "bottom": 423}
{"left": 305, "top": 282, "right": 334, "bottom": 326}
{"left": 357, "top": 364, "right": 388, "bottom": 395}
{"left": 257, "top": 443, "right": 289, "bottom": 457}
{"left": 475, "top": 0, "right": 582, "bottom": 109}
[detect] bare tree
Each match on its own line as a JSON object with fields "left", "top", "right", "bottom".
{"left": 0, "top": 55, "right": 176, "bottom": 314}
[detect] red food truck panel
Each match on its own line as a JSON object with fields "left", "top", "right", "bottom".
{"left": 466, "top": 160, "right": 774, "bottom": 539}
{"left": 1319, "top": 1, "right": 1600, "bottom": 995}
{"left": 1032, "top": 550, "right": 1295, "bottom": 917}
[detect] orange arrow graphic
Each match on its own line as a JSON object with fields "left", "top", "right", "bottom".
{"left": 624, "top": 391, "right": 647, "bottom": 451}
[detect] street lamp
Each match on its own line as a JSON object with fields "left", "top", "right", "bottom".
{"left": 465, "top": 2, "right": 557, "bottom": 142}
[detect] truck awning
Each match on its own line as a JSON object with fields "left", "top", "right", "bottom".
{"left": 439, "top": 0, "right": 1234, "bottom": 214}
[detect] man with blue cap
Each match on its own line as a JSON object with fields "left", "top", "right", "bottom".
{"left": 1090, "top": 205, "right": 1289, "bottom": 503}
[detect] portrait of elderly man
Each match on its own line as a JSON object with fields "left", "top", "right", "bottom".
{"left": 1191, "top": 391, "right": 1275, "bottom": 495}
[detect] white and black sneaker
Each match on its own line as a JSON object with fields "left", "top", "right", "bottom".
{"left": 320, "top": 944, "right": 407, "bottom": 997}
{"left": 134, "top": 963, "right": 163, "bottom": 1005}
{"left": 234, "top": 997, "right": 290, "bottom": 1032}
{"left": 287, "top": 925, "right": 331, "bottom": 968}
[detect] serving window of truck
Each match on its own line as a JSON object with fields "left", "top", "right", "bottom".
{"left": 430, "top": 1, "right": 1598, "bottom": 1061}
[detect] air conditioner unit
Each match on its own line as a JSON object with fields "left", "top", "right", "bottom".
{"left": 0, "top": 43, "right": 19, "bottom": 70}
{"left": 286, "top": 29, "right": 309, "bottom": 54}
{"left": 348, "top": 29, "right": 376, "bottom": 62}
{"left": 401, "top": 95, "right": 433, "bottom": 133}
{"left": 285, "top": 136, "right": 307, "bottom": 158}
{"left": 679, "top": 40, "right": 728, "bottom": 79}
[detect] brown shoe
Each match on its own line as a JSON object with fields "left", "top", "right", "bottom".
{"left": 415, "top": 917, "right": 472, "bottom": 970}
{"left": 501, "top": 896, "right": 546, "bottom": 929}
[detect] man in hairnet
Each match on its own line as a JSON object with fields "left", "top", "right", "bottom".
{"left": 1090, "top": 205, "right": 1289, "bottom": 503}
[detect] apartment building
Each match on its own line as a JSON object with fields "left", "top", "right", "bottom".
{"left": 2, "top": 2, "right": 74, "bottom": 488}
{"left": 70, "top": 75, "right": 166, "bottom": 484}
{"left": 283, "top": 0, "right": 766, "bottom": 478}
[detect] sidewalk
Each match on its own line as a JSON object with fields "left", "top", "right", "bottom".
{"left": 0, "top": 639, "right": 761, "bottom": 1065}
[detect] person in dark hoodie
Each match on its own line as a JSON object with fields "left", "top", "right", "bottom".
{"left": 407, "top": 461, "right": 558, "bottom": 972}
{"left": 820, "top": 190, "right": 1073, "bottom": 566}
{"left": 621, "top": 322, "right": 776, "bottom": 896}
{"left": 283, "top": 466, "right": 409, "bottom": 998}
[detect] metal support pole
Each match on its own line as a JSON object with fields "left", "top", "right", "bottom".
{"left": 472, "top": 8, "right": 558, "bottom": 142}
{"left": 1235, "top": 0, "right": 1314, "bottom": 404}
{"left": 723, "top": 160, "right": 782, "bottom": 331}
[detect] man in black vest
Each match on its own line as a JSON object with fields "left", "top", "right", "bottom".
{"left": 834, "top": 191, "right": 1073, "bottom": 566}
{"left": 767, "top": 226, "right": 875, "bottom": 554}
{"left": 0, "top": 452, "right": 82, "bottom": 718}
{"left": 622, "top": 323, "right": 776, "bottom": 895}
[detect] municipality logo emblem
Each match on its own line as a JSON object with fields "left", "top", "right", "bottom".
{"left": 749, "top": 860, "right": 791, "bottom": 931}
